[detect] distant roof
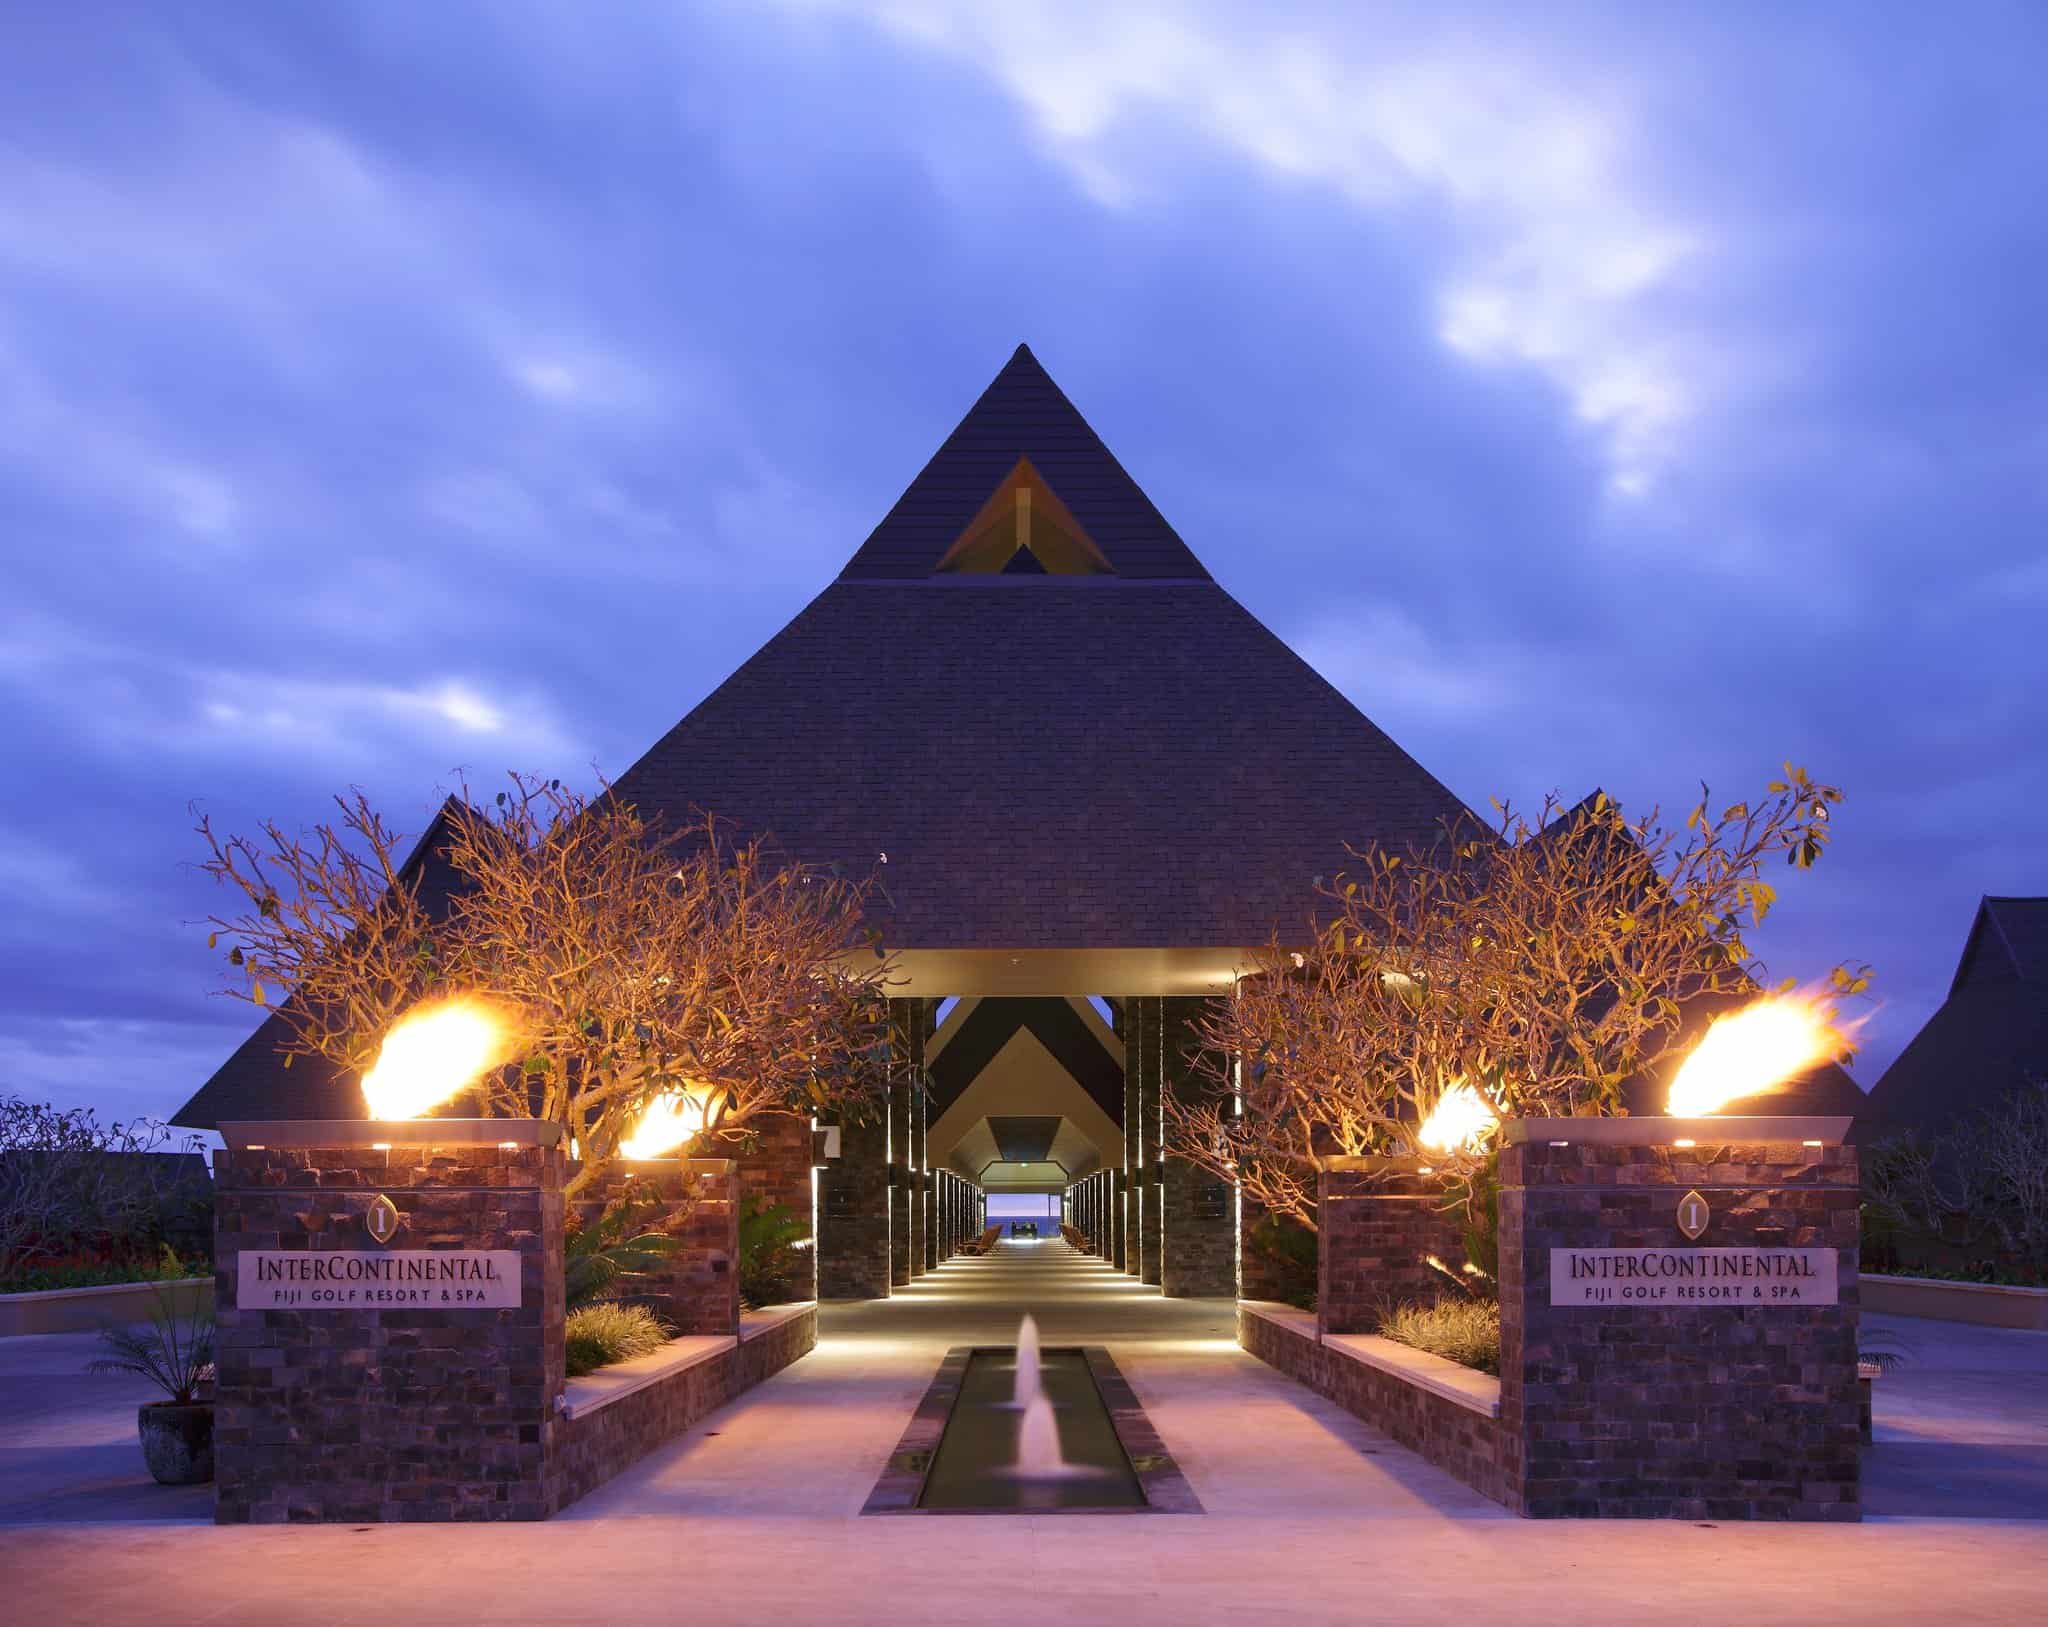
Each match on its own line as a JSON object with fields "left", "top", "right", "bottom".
{"left": 1867, "top": 896, "right": 2048, "bottom": 1143}
{"left": 1952, "top": 895, "right": 2048, "bottom": 993}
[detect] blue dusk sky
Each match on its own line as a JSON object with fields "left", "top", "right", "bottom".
{"left": 4, "top": 2, "right": 2044, "bottom": 1127}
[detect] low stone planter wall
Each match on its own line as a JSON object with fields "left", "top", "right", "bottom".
{"left": 0, "top": 1276, "right": 212, "bottom": 1338}
{"left": 550, "top": 1302, "right": 817, "bottom": 1513}
{"left": 1863, "top": 1274, "right": 2048, "bottom": 1330}
{"left": 1239, "top": 1301, "right": 1509, "bottom": 1508}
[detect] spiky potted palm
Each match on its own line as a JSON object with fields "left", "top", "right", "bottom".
{"left": 87, "top": 1289, "right": 216, "bottom": 1485}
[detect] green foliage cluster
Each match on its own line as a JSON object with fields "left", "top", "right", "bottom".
{"left": 564, "top": 1190, "right": 681, "bottom": 1310}
{"left": 1, "top": 1096, "right": 212, "bottom": 1285}
{"left": 563, "top": 1302, "right": 673, "bottom": 1377}
{"left": 737, "top": 1197, "right": 808, "bottom": 1310}
{"left": 1376, "top": 1298, "right": 1501, "bottom": 1375}
{"left": 1862, "top": 1079, "right": 2048, "bottom": 1287}
{"left": 4, "top": 1243, "right": 206, "bottom": 1296}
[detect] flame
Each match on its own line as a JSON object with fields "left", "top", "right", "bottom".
{"left": 619, "top": 1091, "right": 709, "bottom": 1160}
{"left": 1666, "top": 989, "right": 1859, "bottom": 1115}
{"left": 361, "top": 999, "right": 508, "bottom": 1119}
{"left": 1417, "top": 1081, "right": 1498, "bottom": 1154}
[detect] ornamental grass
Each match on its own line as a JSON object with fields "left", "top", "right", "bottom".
{"left": 1376, "top": 1297, "right": 1501, "bottom": 1375}
{"left": 563, "top": 1301, "right": 674, "bottom": 1377}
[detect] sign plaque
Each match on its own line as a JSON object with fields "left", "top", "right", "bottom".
{"left": 1676, "top": 1189, "right": 1710, "bottom": 1240}
{"left": 1550, "top": 1246, "right": 1838, "bottom": 1306}
{"left": 239, "top": 1250, "right": 522, "bottom": 1309}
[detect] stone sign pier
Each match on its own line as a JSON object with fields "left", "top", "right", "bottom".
{"left": 1240, "top": 1115, "right": 1861, "bottom": 1520}
{"left": 214, "top": 1119, "right": 816, "bottom": 1524}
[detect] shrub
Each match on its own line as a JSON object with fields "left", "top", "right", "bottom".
{"left": 564, "top": 1187, "right": 682, "bottom": 1310}
{"left": 1377, "top": 1298, "right": 1501, "bottom": 1375}
{"left": 563, "top": 1302, "right": 673, "bottom": 1377}
{"left": 737, "top": 1197, "right": 808, "bottom": 1309}
{"left": 1, "top": 1097, "right": 211, "bottom": 1285}
{"left": 86, "top": 1288, "right": 216, "bottom": 1403}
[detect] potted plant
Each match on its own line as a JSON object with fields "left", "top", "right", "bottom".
{"left": 87, "top": 1288, "right": 215, "bottom": 1485}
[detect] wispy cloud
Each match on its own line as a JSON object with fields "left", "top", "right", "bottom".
{"left": 800, "top": 1, "right": 1708, "bottom": 496}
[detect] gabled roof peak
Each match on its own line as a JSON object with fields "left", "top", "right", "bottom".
{"left": 837, "top": 345, "right": 1212, "bottom": 582}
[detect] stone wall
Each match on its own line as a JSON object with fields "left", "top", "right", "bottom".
{"left": 733, "top": 1115, "right": 816, "bottom": 1304}
{"left": 1499, "top": 1135, "right": 1861, "bottom": 1521}
{"left": 552, "top": 1304, "right": 817, "bottom": 1512}
{"left": 1317, "top": 1161, "right": 1463, "bottom": 1337}
{"left": 214, "top": 1140, "right": 563, "bottom": 1524}
{"left": 817, "top": 1112, "right": 890, "bottom": 1299}
{"left": 571, "top": 1159, "right": 737, "bottom": 1336}
{"left": 1239, "top": 1199, "right": 1315, "bottom": 1309}
{"left": 1240, "top": 1304, "right": 1510, "bottom": 1506}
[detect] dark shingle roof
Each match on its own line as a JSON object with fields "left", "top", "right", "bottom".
{"left": 836, "top": 344, "right": 1211, "bottom": 581}
{"left": 1865, "top": 896, "right": 2048, "bottom": 1143}
{"left": 606, "top": 578, "right": 1470, "bottom": 948}
{"left": 1954, "top": 896, "right": 2048, "bottom": 992}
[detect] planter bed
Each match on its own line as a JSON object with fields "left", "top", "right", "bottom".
{"left": 1239, "top": 1300, "right": 1511, "bottom": 1508}
{"left": 1862, "top": 1274, "right": 2048, "bottom": 1331}
{"left": 549, "top": 1302, "right": 817, "bottom": 1513}
{"left": 0, "top": 1276, "right": 212, "bottom": 1338}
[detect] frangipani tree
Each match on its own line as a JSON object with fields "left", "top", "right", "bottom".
{"left": 1166, "top": 766, "right": 1870, "bottom": 1231}
{"left": 199, "top": 775, "right": 892, "bottom": 1197}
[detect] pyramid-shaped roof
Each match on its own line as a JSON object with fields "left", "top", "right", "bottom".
{"left": 607, "top": 344, "right": 1472, "bottom": 950}
{"left": 836, "top": 345, "right": 1211, "bottom": 581}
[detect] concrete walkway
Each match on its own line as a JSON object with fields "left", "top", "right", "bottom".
{"left": 2, "top": 1243, "right": 2046, "bottom": 1624}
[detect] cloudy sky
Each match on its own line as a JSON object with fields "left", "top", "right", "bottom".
{"left": 5, "top": 1, "right": 2044, "bottom": 1128}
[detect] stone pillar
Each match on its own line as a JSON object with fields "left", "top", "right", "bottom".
{"left": 573, "top": 1158, "right": 739, "bottom": 1335}
{"left": 1122, "top": 997, "right": 1145, "bottom": 1276}
{"left": 1129, "top": 998, "right": 1164, "bottom": 1285}
{"left": 1499, "top": 1123, "right": 1861, "bottom": 1520}
{"left": 817, "top": 1108, "right": 890, "bottom": 1300}
{"left": 732, "top": 1114, "right": 816, "bottom": 1304}
{"left": 1161, "top": 995, "right": 1234, "bottom": 1297}
{"left": 1316, "top": 1158, "right": 1462, "bottom": 1336}
{"left": 888, "top": 999, "right": 914, "bottom": 1288}
{"left": 213, "top": 1123, "right": 564, "bottom": 1524}
{"left": 909, "top": 1014, "right": 929, "bottom": 1276}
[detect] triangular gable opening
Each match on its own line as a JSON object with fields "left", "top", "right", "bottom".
{"left": 932, "top": 457, "right": 1114, "bottom": 576}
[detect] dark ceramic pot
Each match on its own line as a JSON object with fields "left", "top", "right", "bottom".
{"left": 138, "top": 1401, "right": 213, "bottom": 1485}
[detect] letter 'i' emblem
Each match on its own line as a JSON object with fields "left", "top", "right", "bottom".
{"left": 366, "top": 1193, "right": 401, "bottom": 1246}
{"left": 1677, "top": 1189, "right": 1710, "bottom": 1240}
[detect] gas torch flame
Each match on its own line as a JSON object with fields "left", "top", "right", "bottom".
{"left": 361, "top": 999, "right": 508, "bottom": 1119}
{"left": 1666, "top": 989, "right": 1860, "bottom": 1116}
{"left": 1417, "top": 1082, "right": 1498, "bottom": 1155}
{"left": 619, "top": 1091, "right": 710, "bottom": 1160}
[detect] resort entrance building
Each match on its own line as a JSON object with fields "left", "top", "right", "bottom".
{"left": 177, "top": 343, "right": 1863, "bottom": 1310}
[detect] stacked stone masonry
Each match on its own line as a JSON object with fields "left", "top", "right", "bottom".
{"left": 1317, "top": 1164, "right": 1464, "bottom": 1336}
{"left": 215, "top": 1134, "right": 816, "bottom": 1524}
{"left": 214, "top": 1142, "right": 565, "bottom": 1524}
{"left": 1500, "top": 1138, "right": 1861, "bottom": 1521}
{"left": 734, "top": 1116, "right": 817, "bottom": 1304}
{"left": 572, "top": 1160, "right": 738, "bottom": 1336}
{"left": 1239, "top": 1306, "right": 1510, "bottom": 1506}
{"left": 1161, "top": 995, "right": 1235, "bottom": 1296}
